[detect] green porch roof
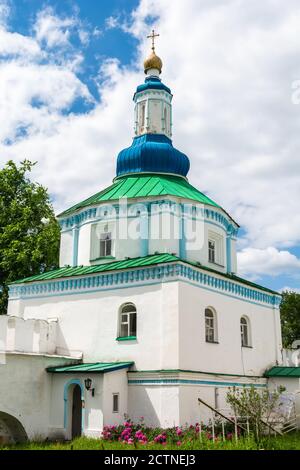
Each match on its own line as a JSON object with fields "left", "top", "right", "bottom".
{"left": 58, "top": 174, "right": 221, "bottom": 217}
{"left": 265, "top": 366, "right": 300, "bottom": 378}
{"left": 10, "top": 253, "right": 279, "bottom": 296}
{"left": 47, "top": 362, "right": 134, "bottom": 374}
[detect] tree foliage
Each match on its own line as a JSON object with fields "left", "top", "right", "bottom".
{"left": 226, "top": 386, "right": 282, "bottom": 444}
{"left": 280, "top": 291, "right": 300, "bottom": 348}
{"left": 0, "top": 160, "right": 60, "bottom": 313}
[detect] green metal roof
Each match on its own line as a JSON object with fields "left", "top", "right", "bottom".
{"left": 58, "top": 174, "right": 221, "bottom": 217}
{"left": 10, "top": 253, "right": 279, "bottom": 295}
{"left": 47, "top": 362, "right": 134, "bottom": 374}
{"left": 11, "top": 253, "right": 178, "bottom": 284}
{"left": 265, "top": 366, "right": 300, "bottom": 378}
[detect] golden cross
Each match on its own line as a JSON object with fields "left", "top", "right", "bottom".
{"left": 147, "top": 29, "right": 160, "bottom": 52}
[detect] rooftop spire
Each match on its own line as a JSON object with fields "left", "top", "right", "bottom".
{"left": 144, "top": 29, "right": 163, "bottom": 75}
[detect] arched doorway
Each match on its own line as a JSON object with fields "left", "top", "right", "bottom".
{"left": 0, "top": 412, "right": 28, "bottom": 444}
{"left": 72, "top": 385, "right": 82, "bottom": 439}
{"left": 64, "top": 380, "right": 84, "bottom": 440}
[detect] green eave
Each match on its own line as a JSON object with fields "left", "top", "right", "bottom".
{"left": 47, "top": 361, "right": 134, "bottom": 374}
{"left": 264, "top": 366, "right": 300, "bottom": 378}
{"left": 58, "top": 174, "right": 222, "bottom": 218}
{"left": 11, "top": 253, "right": 178, "bottom": 284}
{"left": 10, "top": 253, "right": 279, "bottom": 296}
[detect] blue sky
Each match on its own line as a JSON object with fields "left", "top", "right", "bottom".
{"left": 1, "top": 0, "right": 300, "bottom": 292}
{"left": 6, "top": 0, "right": 140, "bottom": 104}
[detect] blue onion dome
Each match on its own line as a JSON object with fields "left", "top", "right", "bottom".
{"left": 116, "top": 134, "right": 190, "bottom": 178}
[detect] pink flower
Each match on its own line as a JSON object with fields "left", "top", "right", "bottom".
{"left": 177, "top": 441, "right": 182, "bottom": 446}
{"left": 176, "top": 428, "right": 183, "bottom": 436}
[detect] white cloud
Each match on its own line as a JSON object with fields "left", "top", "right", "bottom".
{"left": 0, "top": 28, "right": 42, "bottom": 58}
{"left": 280, "top": 286, "right": 300, "bottom": 293}
{"left": 238, "top": 247, "right": 300, "bottom": 278}
{"left": 34, "top": 6, "right": 89, "bottom": 49}
{"left": 1, "top": 0, "right": 300, "bottom": 283}
{"left": 105, "top": 16, "right": 121, "bottom": 30}
{"left": 0, "top": 0, "right": 9, "bottom": 27}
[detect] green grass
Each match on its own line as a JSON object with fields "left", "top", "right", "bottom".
{"left": 1, "top": 433, "right": 300, "bottom": 450}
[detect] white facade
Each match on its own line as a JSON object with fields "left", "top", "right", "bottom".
{"left": 0, "top": 251, "right": 283, "bottom": 441}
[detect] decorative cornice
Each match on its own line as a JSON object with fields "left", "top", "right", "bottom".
{"left": 58, "top": 199, "right": 238, "bottom": 237}
{"left": 127, "top": 370, "right": 267, "bottom": 388}
{"left": 9, "top": 262, "right": 281, "bottom": 308}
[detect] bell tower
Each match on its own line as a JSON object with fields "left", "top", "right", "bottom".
{"left": 134, "top": 30, "right": 172, "bottom": 138}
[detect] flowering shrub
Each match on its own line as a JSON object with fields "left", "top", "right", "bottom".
{"left": 101, "top": 418, "right": 235, "bottom": 446}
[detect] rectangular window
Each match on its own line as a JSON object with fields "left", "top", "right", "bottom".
{"left": 205, "top": 317, "right": 215, "bottom": 342}
{"left": 113, "top": 394, "right": 119, "bottom": 413}
{"left": 100, "top": 232, "right": 112, "bottom": 257}
{"left": 241, "top": 322, "right": 249, "bottom": 347}
{"left": 120, "top": 314, "right": 129, "bottom": 337}
{"left": 208, "top": 240, "right": 216, "bottom": 263}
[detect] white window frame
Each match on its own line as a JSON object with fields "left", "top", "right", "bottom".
{"left": 240, "top": 316, "right": 251, "bottom": 347}
{"left": 112, "top": 393, "right": 119, "bottom": 413}
{"left": 208, "top": 231, "right": 224, "bottom": 266}
{"left": 90, "top": 222, "right": 115, "bottom": 261}
{"left": 119, "top": 304, "right": 137, "bottom": 338}
{"left": 100, "top": 231, "right": 112, "bottom": 257}
{"left": 208, "top": 239, "right": 216, "bottom": 264}
{"left": 205, "top": 308, "right": 217, "bottom": 343}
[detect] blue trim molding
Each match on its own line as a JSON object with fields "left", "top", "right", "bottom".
{"left": 128, "top": 378, "right": 266, "bottom": 388}
{"left": 9, "top": 262, "right": 281, "bottom": 309}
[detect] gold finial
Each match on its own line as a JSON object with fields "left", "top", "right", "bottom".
{"left": 147, "top": 29, "right": 160, "bottom": 52}
{"left": 144, "top": 29, "right": 162, "bottom": 74}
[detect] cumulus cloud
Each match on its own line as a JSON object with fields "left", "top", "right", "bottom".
{"left": 1, "top": 1, "right": 300, "bottom": 283}
{"left": 0, "top": 0, "right": 9, "bottom": 27}
{"left": 238, "top": 247, "right": 300, "bottom": 279}
{"left": 34, "top": 6, "right": 90, "bottom": 49}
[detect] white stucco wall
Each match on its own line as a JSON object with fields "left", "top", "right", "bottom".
{"left": 0, "top": 353, "right": 78, "bottom": 441}
{"left": 12, "top": 282, "right": 179, "bottom": 371}
{"left": 178, "top": 281, "right": 282, "bottom": 376}
{"left": 128, "top": 385, "right": 180, "bottom": 427}
{"left": 8, "top": 273, "right": 281, "bottom": 377}
{"left": 59, "top": 230, "right": 73, "bottom": 267}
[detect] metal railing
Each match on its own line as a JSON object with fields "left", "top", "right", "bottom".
{"left": 198, "top": 397, "right": 283, "bottom": 440}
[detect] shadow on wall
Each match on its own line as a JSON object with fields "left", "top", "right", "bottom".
{"left": 128, "top": 387, "right": 161, "bottom": 427}
{"left": 0, "top": 411, "right": 28, "bottom": 444}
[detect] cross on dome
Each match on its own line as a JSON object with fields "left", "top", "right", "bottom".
{"left": 144, "top": 29, "right": 163, "bottom": 74}
{"left": 147, "top": 29, "right": 160, "bottom": 52}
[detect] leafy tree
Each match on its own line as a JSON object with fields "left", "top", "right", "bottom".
{"left": 226, "top": 386, "right": 282, "bottom": 445}
{"left": 0, "top": 160, "right": 60, "bottom": 314}
{"left": 280, "top": 291, "right": 300, "bottom": 348}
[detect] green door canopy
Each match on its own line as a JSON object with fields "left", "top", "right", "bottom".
{"left": 265, "top": 366, "right": 300, "bottom": 378}
{"left": 58, "top": 174, "right": 222, "bottom": 218}
{"left": 47, "top": 362, "right": 134, "bottom": 373}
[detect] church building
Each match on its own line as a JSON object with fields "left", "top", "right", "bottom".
{"left": 0, "top": 34, "right": 284, "bottom": 442}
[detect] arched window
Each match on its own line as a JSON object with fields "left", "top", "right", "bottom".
{"left": 205, "top": 308, "right": 217, "bottom": 343}
{"left": 240, "top": 317, "right": 251, "bottom": 347}
{"left": 119, "top": 303, "right": 137, "bottom": 338}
